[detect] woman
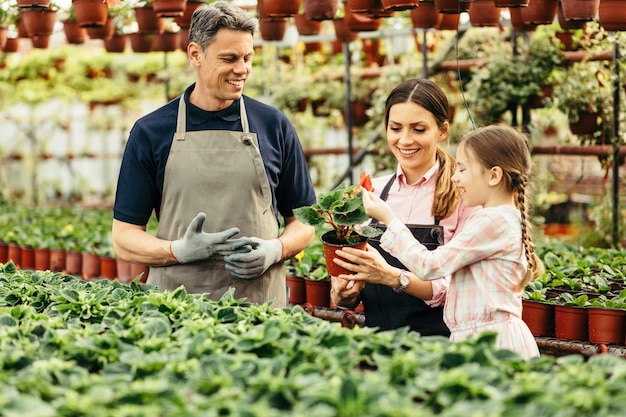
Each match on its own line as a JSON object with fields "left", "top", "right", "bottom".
{"left": 330, "top": 78, "right": 475, "bottom": 336}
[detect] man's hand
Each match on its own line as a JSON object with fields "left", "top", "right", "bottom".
{"left": 170, "top": 213, "right": 251, "bottom": 264}
{"left": 223, "top": 237, "right": 282, "bottom": 280}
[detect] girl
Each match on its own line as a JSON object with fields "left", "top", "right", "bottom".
{"left": 330, "top": 78, "right": 476, "bottom": 336}
{"left": 338, "top": 124, "right": 543, "bottom": 359}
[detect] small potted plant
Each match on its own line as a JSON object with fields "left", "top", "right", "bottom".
{"left": 293, "top": 173, "right": 382, "bottom": 277}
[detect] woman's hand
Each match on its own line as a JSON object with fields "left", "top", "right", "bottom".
{"left": 333, "top": 244, "right": 398, "bottom": 287}
{"left": 330, "top": 275, "right": 364, "bottom": 308}
{"left": 362, "top": 191, "right": 396, "bottom": 225}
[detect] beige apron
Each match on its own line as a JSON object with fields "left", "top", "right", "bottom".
{"left": 148, "top": 97, "right": 286, "bottom": 307}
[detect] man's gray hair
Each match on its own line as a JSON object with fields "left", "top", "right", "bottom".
{"left": 189, "top": 1, "right": 258, "bottom": 51}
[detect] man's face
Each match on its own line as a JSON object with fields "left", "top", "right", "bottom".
{"left": 190, "top": 28, "right": 254, "bottom": 111}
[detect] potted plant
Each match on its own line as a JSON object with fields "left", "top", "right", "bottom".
{"left": 293, "top": 176, "right": 382, "bottom": 277}
{"left": 586, "top": 290, "right": 626, "bottom": 345}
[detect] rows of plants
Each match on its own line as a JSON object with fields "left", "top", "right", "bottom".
{"left": 1, "top": 261, "right": 625, "bottom": 416}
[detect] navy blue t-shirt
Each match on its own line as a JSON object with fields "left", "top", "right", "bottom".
{"left": 113, "top": 84, "right": 316, "bottom": 226}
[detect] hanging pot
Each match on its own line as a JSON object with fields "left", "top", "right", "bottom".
{"left": 294, "top": 13, "right": 323, "bottom": 36}
{"left": 85, "top": 15, "right": 115, "bottom": 40}
{"left": 151, "top": 31, "right": 181, "bottom": 52}
{"left": 20, "top": 6, "right": 56, "bottom": 37}
{"left": 598, "top": 0, "right": 626, "bottom": 31}
{"left": 2, "top": 37, "right": 19, "bottom": 53}
{"left": 557, "top": 2, "right": 587, "bottom": 30}
{"left": 63, "top": 20, "right": 87, "bottom": 44}
{"left": 153, "top": 0, "right": 188, "bottom": 18}
{"left": 0, "top": 26, "right": 7, "bottom": 50}
{"left": 520, "top": 0, "right": 558, "bottom": 25}
{"left": 174, "top": 0, "right": 204, "bottom": 29}
{"left": 348, "top": 0, "right": 385, "bottom": 13}
{"left": 436, "top": 12, "right": 460, "bottom": 30}
{"left": 134, "top": 6, "right": 166, "bottom": 33}
{"left": 469, "top": 0, "right": 501, "bottom": 27}
{"left": 303, "top": 0, "right": 338, "bottom": 21}
{"left": 16, "top": 0, "right": 50, "bottom": 7}
{"left": 569, "top": 111, "right": 599, "bottom": 136}
{"left": 73, "top": 0, "right": 109, "bottom": 27}
{"left": 262, "top": 0, "right": 302, "bottom": 18}
{"left": 344, "top": 6, "right": 383, "bottom": 32}
{"left": 259, "top": 18, "right": 288, "bottom": 41}
{"left": 509, "top": 7, "right": 537, "bottom": 31}
{"left": 560, "top": 0, "right": 599, "bottom": 22}
{"left": 410, "top": 2, "right": 442, "bottom": 28}
{"left": 104, "top": 33, "right": 127, "bottom": 53}
{"left": 333, "top": 17, "right": 360, "bottom": 42}
{"left": 129, "top": 32, "right": 154, "bottom": 53}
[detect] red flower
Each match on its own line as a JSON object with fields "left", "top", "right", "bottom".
{"left": 359, "top": 172, "right": 374, "bottom": 192}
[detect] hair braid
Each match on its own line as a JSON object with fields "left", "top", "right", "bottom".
{"left": 515, "top": 177, "right": 544, "bottom": 291}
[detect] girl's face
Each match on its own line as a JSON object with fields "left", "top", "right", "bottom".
{"left": 386, "top": 102, "right": 448, "bottom": 185}
{"left": 452, "top": 143, "right": 492, "bottom": 208}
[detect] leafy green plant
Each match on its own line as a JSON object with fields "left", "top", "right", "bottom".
{"left": 556, "top": 292, "right": 589, "bottom": 307}
{"left": 294, "top": 183, "right": 381, "bottom": 244}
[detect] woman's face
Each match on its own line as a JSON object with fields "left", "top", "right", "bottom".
{"left": 386, "top": 102, "right": 448, "bottom": 184}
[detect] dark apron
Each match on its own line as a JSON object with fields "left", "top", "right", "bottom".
{"left": 362, "top": 174, "right": 450, "bottom": 336}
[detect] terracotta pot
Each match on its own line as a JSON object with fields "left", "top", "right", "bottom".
{"left": 129, "top": 32, "right": 154, "bottom": 53}
{"left": 20, "top": 7, "right": 57, "bottom": 37}
{"left": 344, "top": 7, "right": 383, "bottom": 32}
{"left": 82, "top": 252, "right": 101, "bottom": 279}
{"left": 381, "top": 0, "right": 419, "bottom": 11}
{"left": 520, "top": 0, "right": 558, "bottom": 25}
{"left": 30, "top": 34, "right": 51, "bottom": 49}
{"left": 569, "top": 111, "right": 599, "bottom": 136}
{"left": 434, "top": 0, "right": 473, "bottom": 14}
{"left": 151, "top": 31, "right": 180, "bottom": 52}
{"left": 598, "top": 0, "right": 626, "bottom": 31}
{"left": 2, "top": 37, "right": 19, "bottom": 53}
{"left": 17, "top": 0, "right": 50, "bottom": 6}
{"left": 104, "top": 34, "right": 127, "bottom": 53}
{"left": 320, "top": 231, "right": 368, "bottom": 277}
{"left": 436, "top": 12, "right": 460, "bottom": 30}
{"left": 469, "top": 0, "right": 501, "bottom": 27}
{"left": 0, "top": 242, "right": 8, "bottom": 264}
{"left": 63, "top": 20, "right": 87, "bottom": 44}
{"left": 7, "top": 244, "right": 21, "bottom": 267}
{"left": 49, "top": 249, "right": 66, "bottom": 272}
{"left": 262, "top": 0, "right": 301, "bottom": 18}
{"left": 522, "top": 300, "right": 555, "bottom": 337}
{"left": 286, "top": 275, "right": 307, "bottom": 305}
{"left": 72, "top": 0, "right": 108, "bottom": 27}
{"left": 555, "top": 304, "right": 588, "bottom": 342}
{"left": 509, "top": 7, "right": 537, "bottom": 31}
{"left": 303, "top": 0, "right": 338, "bottom": 21}
{"left": 333, "top": 18, "right": 360, "bottom": 42}
{"left": 0, "top": 26, "right": 8, "bottom": 50}
{"left": 179, "top": 28, "right": 189, "bottom": 51}
{"left": 153, "top": 0, "right": 187, "bottom": 18}
{"left": 174, "top": 0, "right": 204, "bottom": 28}
{"left": 560, "top": 0, "right": 599, "bottom": 22}
{"left": 259, "top": 18, "right": 288, "bottom": 41}
{"left": 85, "top": 15, "right": 115, "bottom": 40}
{"left": 555, "top": 30, "right": 576, "bottom": 50}
{"left": 100, "top": 256, "right": 117, "bottom": 279}
{"left": 20, "top": 247, "right": 34, "bottom": 270}
{"left": 130, "top": 263, "right": 150, "bottom": 283}
{"left": 134, "top": 6, "right": 166, "bottom": 34}
{"left": 304, "top": 278, "right": 331, "bottom": 308}
{"left": 294, "top": 13, "right": 322, "bottom": 36}
{"left": 65, "top": 250, "right": 82, "bottom": 275}
{"left": 587, "top": 307, "right": 626, "bottom": 345}
{"left": 34, "top": 248, "right": 50, "bottom": 271}
{"left": 557, "top": 3, "right": 587, "bottom": 30}
{"left": 494, "top": 0, "right": 529, "bottom": 7}
{"left": 410, "top": 2, "right": 442, "bottom": 28}
{"left": 116, "top": 258, "right": 133, "bottom": 283}
{"left": 348, "top": 0, "right": 385, "bottom": 13}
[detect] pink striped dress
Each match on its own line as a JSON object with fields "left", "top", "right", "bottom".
{"left": 380, "top": 206, "right": 540, "bottom": 359}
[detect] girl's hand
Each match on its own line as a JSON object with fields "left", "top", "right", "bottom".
{"left": 362, "top": 190, "right": 395, "bottom": 225}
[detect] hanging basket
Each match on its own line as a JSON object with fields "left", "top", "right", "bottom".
{"left": 174, "top": 0, "right": 205, "bottom": 29}
{"left": 380, "top": 0, "right": 419, "bottom": 11}
{"left": 259, "top": 18, "right": 288, "bottom": 41}
{"left": 63, "top": 20, "right": 87, "bottom": 44}
{"left": 303, "top": 0, "right": 338, "bottom": 21}
{"left": 493, "top": 0, "right": 529, "bottom": 7}
{"left": 134, "top": 6, "right": 166, "bottom": 34}
{"left": 520, "top": 0, "right": 558, "bottom": 25}
{"left": 295, "top": 13, "right": 323, "bottom": 36}
{"left": 434, "top": 0, "right": 474, "bottom": 14}
{"left": 469, "top": 0, "right": 501, "bottom": 27}
{"left": 104, "top": 33, "right": 127, "bottom": 53}
{"left": 20, "top": 6, "right": 56, "bottom": 37}
{"left": 153, "top": 0, "right": 188, "bottom": 18}
{"left": 262, "top": 0, "right": 301, "bottom": 18}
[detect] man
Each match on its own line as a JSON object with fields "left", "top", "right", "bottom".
{"left": 111, "top": 2, "right": 316, "bottom": 307}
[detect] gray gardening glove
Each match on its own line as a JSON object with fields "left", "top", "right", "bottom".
{"left": 170, "top": 213, "right": 251, "bottom": 264}
{"left": 224, "top": 237, "right": 282, "bottom": 280}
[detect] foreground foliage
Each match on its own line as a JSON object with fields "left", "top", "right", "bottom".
{"left": 0, "top": 262, "right": 626, "bottom": 416}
